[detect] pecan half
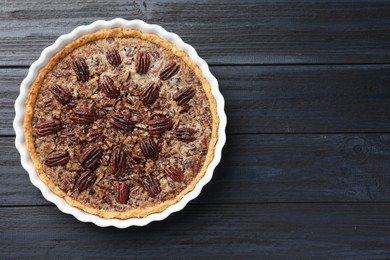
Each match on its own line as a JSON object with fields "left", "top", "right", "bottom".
{"left": 142, "top": 175, "right": 161, "bottom": 197}
{"left": 140, "top": 81, "right": 161, "bottom": 105}
{"left": 173, "top": 87, "right": 196, "bottom": 105}
{"left": 164, "top": 164, "right": 184, "bottom": 182}
{"left": 71, "top": 107, "right": 97, "bottom": 124}
{"left": 201, "top": 137, "right": 208, "bottom": 155}
{"left": 99, "top": 75, "right": 120, "bottom": 98}
{"left": 159, "top": 61, "right": 180, "bottom": 80}
{"left": 140, "top": 137, "right": 159, "bottom": 161}
{"left": 79, "top": 146, "right": 103, "bottom": 169}
{"left": 50, "top": 84, "right": 71, "bottom": 104}
{"left": 191, "top": 157, "right": 200, "bottom": 175}
{"left": 76, "top": 170, "right": 96, "bottom": 191}
{"left": 105, "top": 48, "right": 122, "bottom": 67}
{"left": 35, "top": 120, "right": 62, "bottom": 136}
{"left": 135, "top": 51, "right": 151, "bottom": 75}
{"left": 174, "top": 128, "right": 197, "bottom": 142}
{"left": 86, "top": 129, "right": 102, "bottom": 142}
{"left": 72, "top": 57, "right": 89, "bottom": 82}
{"left": 45, "top": 151, "right": 70, "bottom": 167}
{"left": 148, "top": 117, "right": 173, "bottom": 135}
{"left": 131, "top": 152, "right": 144, "bottom": 162}
{"left": 114, "top": 181, "right": 129, "bottom": 204}
{"left": 109, "top": 112, "right": 135, "bottom": 131}
{"left": 110, "top": 147, "right": 127, "bottom": 176}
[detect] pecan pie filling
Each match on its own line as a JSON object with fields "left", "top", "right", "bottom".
{"left": 25, "top": 29, "right": 217, "bottom": 218}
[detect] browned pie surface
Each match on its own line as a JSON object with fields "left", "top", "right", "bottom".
{"left": 24, "top": 28, "right": 218, "bottom": 219}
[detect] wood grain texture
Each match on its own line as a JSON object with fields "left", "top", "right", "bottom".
{"left": 2, "top": 65, "right": 390, "bottom": 135}
{"left": 1, "top": 0, "right": 390, "bottom": 66}
{"left": 1, "top": 203, "right": 390, "bottom": 259}
{"left": 2, "top": 133, "right": 390, "bottom": 206}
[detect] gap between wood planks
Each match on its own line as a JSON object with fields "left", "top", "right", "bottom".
{"left": 2, "top": 63, "right": 390, "bottom": 69}
{"left": 4, "top": 132, "right": 390, "bottom": 137}
{"left": 2, "top": 200, "right": 390, "bottom": 208}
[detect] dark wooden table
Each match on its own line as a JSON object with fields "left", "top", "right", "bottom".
{"left": 2, "top": 1, "right": 390, "bottom": 258}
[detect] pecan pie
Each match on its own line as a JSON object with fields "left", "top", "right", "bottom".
{"left": 24, "top": 28, "right": 218, "bottom": 219}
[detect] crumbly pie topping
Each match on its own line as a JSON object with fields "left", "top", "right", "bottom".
{"left": 28, "top": 31, "right": 214, "bottom": 217}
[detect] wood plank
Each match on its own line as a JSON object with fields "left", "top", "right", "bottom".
{"left": 3, "top": 65, "right": 390, "bottom": 135}
{"left": 0, "top": 68, "right": 23, "bottom": 136}
{"left": 1, "top": 0, "right": 390, "bottom": 66}
{"left": 2, "top": 133, "right": 390, "bottom": 206}
{"left": 1, "top": 203, "right": 390, "bottom": 258}
{"left": 218, "top": 64, "right": 390, "bottom": 134}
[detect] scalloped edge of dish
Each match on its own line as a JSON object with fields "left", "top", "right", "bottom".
{"left": 13, "top": 18, "right": 227, "bottom": 228}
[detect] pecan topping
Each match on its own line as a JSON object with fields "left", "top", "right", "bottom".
{"left": 45, "top": 151, "right": 70, "bottom": 167}
{"left": 105, "top": 48, "right": 122, "bottom": 67}
{"left": 76, "top": 170, "right": 96, "bottom": 191}
{"left": 140, "top": 137, "right": 159, "bottom": 161}
{"left": 99, "top": 75, "right": 120, "bottom": 98}
{"left": 164, "top": 164, "right": 184, "bottom": 182}
{"left": 71, "top": 108, "right": 97, "bottom": 124}
{"left": 173, "top": 87, "right": 196, "bottom": 105}
{"left": 135, "top": 51, "right": 151, "bottom": 75}
{"left": 35, "top": 120, "right": 62, "bottom": 136}
{"left": 159, "top": 61, "right": 180, "bottom": 80}
{"left": 201, "top": 137, "right": 208, "bottom": 155}
{"left": 79, "top": 146, "right": 103, "bottom": 169}
{"left": 86, "top": 129, "right": 102, "bottom": 142}
{"left": 174, "top": 128, "right": 197, "bottom": 142}
{"left": 131, "top": 152, "right": 144, "bottom": 162}
{"left": 114, "top": 181, "right": 129, "bottom": 204}
{"left": 110, "top": 147, "right": 127, "bottom": 176}
{"left": 109, "top": 112, "right": 135, "bottom": 131}
{"left": 50, "top": 84, "right": 71, "bottom": 104}
{"left": 72, "top": 57, "right": 89, "bottom": 82}
{"left": 142, "top": 175, "right": 161, "bottom": 197}
{"left": 140, "top": 81, "right": 161, "bottom": 105}
{"left": 191, "top": 157, "right": 200, "bottom": 175}
{"left": 148, "top": 117, "right": 173, "bottom": 135}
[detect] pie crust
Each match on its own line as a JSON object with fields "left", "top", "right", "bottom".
{"left": 24, "top": 28, "right": 218, "bottom": 219}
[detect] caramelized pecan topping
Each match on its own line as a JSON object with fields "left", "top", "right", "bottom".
{"left": 159, "top": 61, "right": 180, "bottom": 80}
{"left": 174, "top": 128, "right": 197, "bottom": 142}
{"left": 109, "top": 112, "right": 135, "bottom": 131}
{"left": 105, "top": 48, "right": 122, "bottom": 67}
{"left": 173, "top": 87, "right": 196, "bottom": 105}
{"left": 131, "top": 151, "right": 144, "bottom": 162}
{"left": 164, "top": 164, "right": 184, "bottom": 182}
{"left": 191, "top": 157, "right": 200, "bottom": 175}
{"left": 140, "top": 137, "right": 159, "bottom": 161}
{"left": 72, "top": 57, "right": 89, "bottom": 82}
{"left": 114, "top": 181, "right": 129, "bottom": 204}
{"left": 110, "top": 147, "right": 127, "bottom": 176}
{"left": 99, "top": 75, "right": 120, "bottom": 98}
{"left": 148, "top": 117, "right": 173, "bottom": 135}
{"left": 135, "top": 51, "right": 151, "bottom": 75}
{"left": 140, "top": 81, "right": 161, "bottom": 105}
{"left": 85, "top": 129, "right": 102, "bottom": 142}
{"left": 200, "top": 137, "right": 208, "bottom": 155}
{"left": 71, "top": 107, "right": 97, "bottom": 124}
{"left": 50, "top": 84, "right": 71, "bottom": 104}
{"left": 45, "top": 151, "right": 70, "bottom": 167}
{"left": 79, "top": 146, "right": 103, "bottom": 169}
{"left": 142, "top": 175, "right": 161, "bottom": 197}
{"left": 35, "top": 120, "right": 62, "bottom": 136}
{"left": 76, "top": 170, "right": 96, "bottom": 191}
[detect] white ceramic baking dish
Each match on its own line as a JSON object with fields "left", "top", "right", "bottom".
{"left": 14, "top": 18, "right": 226, "bottom": 228}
